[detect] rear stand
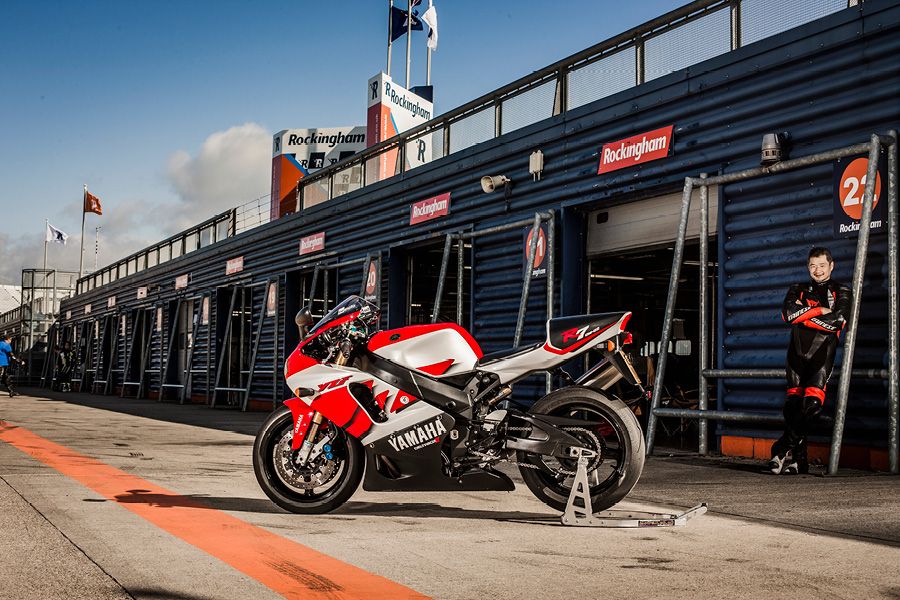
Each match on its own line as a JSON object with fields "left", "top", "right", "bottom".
{"left": 561, "top": 448, "right": 707, "bottom": 528}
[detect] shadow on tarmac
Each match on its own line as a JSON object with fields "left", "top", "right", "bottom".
{"left": 109, "top": 489, "right": 287, "bottom": 514}
{"left": 336, "top": 500, "right": 558, "bottom": 522}
{"left": 20, "top": 387, "right": 268, "bottom": 436}
{"left": 105, "top": 489, "right": 561, "bottom": 522}
{"left": 125, "top": 588, "right": 223, "bottom": 600}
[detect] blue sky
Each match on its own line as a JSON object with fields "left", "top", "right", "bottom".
{"left": 0, "top": 0, "right": 681, "bottom": 284}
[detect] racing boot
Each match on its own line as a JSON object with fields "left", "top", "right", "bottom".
{"left": 785, "top": 439, "right": 809, "bottom": 474}
{"left": 768, "top": 447, "right": 793, "bottom": 475}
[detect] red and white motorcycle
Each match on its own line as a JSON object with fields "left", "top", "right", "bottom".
{"left": 253, "top": 295, "right": 645, "bottom": 514}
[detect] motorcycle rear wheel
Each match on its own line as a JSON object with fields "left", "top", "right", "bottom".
{"left": 253, "top": 406, "right": 364, "bottom": 514}
{"left": 517, "top": 386, "right": 645, "bottom": 513}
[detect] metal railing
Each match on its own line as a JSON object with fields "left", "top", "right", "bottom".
{"left": 296, "top": 0, "right": 855, "bottom": 208}
{"left": 644, "top": 132, "right": 899, "bottom": 475}
{"left": 66, "top": 1, "right": 857, "bottom": 302}
{"left": 234, "top": 194, "right": 273, "bottom": 234}
{"left": 75, "top": 210, "right": 235, "bottom": 297}
{"left": 431, "top": 212, "right": 556, "bottom": 393}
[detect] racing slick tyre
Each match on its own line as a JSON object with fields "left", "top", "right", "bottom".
{"left": 253, "top": 406, "right": 365, "bottom": 514}
{"left": 518, "top": 386, "right": 645, "bottom": 513}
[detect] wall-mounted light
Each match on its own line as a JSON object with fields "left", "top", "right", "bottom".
{"left": 480, "top": 175, "right": 511, "bottom": 193}
{"left": 761, "top": 132, "right": 791, "bottom": 166}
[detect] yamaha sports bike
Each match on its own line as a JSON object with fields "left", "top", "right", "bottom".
{"left": 253, "top": 296, "right": 645, "bottom": 514}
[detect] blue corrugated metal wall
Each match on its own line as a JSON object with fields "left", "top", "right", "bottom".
{"left": 57, "top": 2, "right": 898, "bottom": 445}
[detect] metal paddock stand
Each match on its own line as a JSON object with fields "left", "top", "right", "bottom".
{"left": 560, "top": 448, "right": 707, "bottom": 528}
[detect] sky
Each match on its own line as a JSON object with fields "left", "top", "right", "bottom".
{"left": 0, "top": 0, "right": 682, "bottom": 285}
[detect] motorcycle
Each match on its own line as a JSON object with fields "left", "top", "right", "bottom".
{"left": 253, "top": 295, "right": 646, "bottom": 515}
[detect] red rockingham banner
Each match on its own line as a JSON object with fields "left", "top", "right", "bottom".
{"left": 597, "top": 125, "right": 674, "bottom": 175}
{"left": 299, "top": 232, "right": 326, "bottom": 255}
{"left": 410, "top": 192, "right": 451, "bottom": 225}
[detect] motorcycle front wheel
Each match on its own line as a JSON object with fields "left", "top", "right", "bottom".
{"left": 253, "top": 406, "right": 364, "bottom": 514}
{"left": 517, "top": 386, "right": 645, "bottom": 513}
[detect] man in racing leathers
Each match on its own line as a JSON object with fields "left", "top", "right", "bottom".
{"left": 769, "top": 247, "right": 851, "bottom": 474}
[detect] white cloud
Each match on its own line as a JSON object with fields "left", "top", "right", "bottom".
{"left": 0, "top": 123, "right": 271, "bottom": 287}
{"left": 166, "top": 122, "right": 271, "bottom": 230}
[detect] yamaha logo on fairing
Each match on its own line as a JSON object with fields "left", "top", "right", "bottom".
{"left": 387, "top": 417, "right": 447, "bottom": 451}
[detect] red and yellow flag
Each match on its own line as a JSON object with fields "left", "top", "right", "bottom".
{"left": 84, "top": 189, "right": 103, "bottom": 215}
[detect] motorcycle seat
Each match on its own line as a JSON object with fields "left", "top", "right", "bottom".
{"left": 476, "top": 342, "right": 542, "bottom": 367}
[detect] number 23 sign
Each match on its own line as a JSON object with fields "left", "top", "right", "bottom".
{"left": 833, "top": 154, "right": 886, "bottom": 238}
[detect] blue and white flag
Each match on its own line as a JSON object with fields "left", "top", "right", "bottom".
{"left": 46, "top": 222, "right": 69, "bottom": 245}
{"left": 422, "top": 5, "right": 438, "bottom": 51}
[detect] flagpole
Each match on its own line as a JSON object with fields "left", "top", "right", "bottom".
{"left": 79, "top": 185, "right": 87, "bottom": 280}
{"left": 426, "top": 0, "right": 433, "bottom": 85}
{"left": 43, "top": 219, "right": 49, "bottom": 271}
{"left": 405, "top": 0, "right": 412, "bottom": 88}
{"left": 387, "top": 0, "right": 393, "bottom": 77}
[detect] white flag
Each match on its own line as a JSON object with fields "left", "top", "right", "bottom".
{"left": 422, "top": 5, "right": 438, "bottom": 51}
{"left": 46, "top": 222, "right": 69, "bottom": 245}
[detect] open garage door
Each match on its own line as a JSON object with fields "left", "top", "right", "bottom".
{"left": 586, "top": 189, "right": 719, "bottom": 443}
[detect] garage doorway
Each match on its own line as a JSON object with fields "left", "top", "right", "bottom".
{"left": 586, "top": 188, "right": 718, "bottom": 443}
{"left": 404, "top": 238, "right": 471, "bottom": 329}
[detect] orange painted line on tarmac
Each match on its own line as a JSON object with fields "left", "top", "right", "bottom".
{"left": 0, "top": 420, "right": 428, "bottom": 600}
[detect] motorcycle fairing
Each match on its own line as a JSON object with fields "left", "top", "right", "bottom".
{"left": 369, "top": 323, "right": 483, "bottom": 378}
{"left": 478, "top": 312, "right": 632, "bottom": 384}
{"left": 545, "top": 312, "right": 628, "bottom": 354}
{"left": 362, "top": 412, "right": 514, "bottom": 492}
{"left": 285, "top": 350, "right": 446, "bottom": 445}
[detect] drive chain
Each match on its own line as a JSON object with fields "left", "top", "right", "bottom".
{"left": 474, "top": 426, "right": 602, "bottom": 476}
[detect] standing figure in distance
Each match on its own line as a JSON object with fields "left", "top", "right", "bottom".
{"left": 770, "top": 247, "right": 851, "bottom": 474}
{"left": 56, "top": 341, "right": 75, "bottom": 392}
{"left": 0, "top": 334, "right": 22, "bottom": 397}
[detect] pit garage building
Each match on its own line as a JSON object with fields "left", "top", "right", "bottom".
{"left": 53, "top": 0, "right": 899, "bottom": 469}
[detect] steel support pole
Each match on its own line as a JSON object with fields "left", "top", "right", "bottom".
{"left": 309, "top": 265, "right": 321, "bottom": 314}
{"left": 546, "top": 210, "right": 556, "bottom": 394}
{"left": 457, "top": 238, "right": 464, "bottom": 325}
{"left": 887, "top": 130, "right": 899, "bottom": 474}
{"left": 432, "top": 234, "right": 453, "bottom": 323}
{"left": 360, "top": 254, "right": 373, "bottom": 297}
{"left": 211, "top": 292, "right": 236, "bottom": 408}
{"left": 516, "top": 214, "right": 541, "bottom": 348}
{"left": 828, "top": 136, "right": 880, "bottom": 475}
{"left": 646, "top": 178, "right": 694, "bottom": 455}
{"left": 699, "top": 174, "right": 710, "bottom": 455}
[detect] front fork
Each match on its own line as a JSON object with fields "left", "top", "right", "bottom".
{"left": 284, "top": 353, "right": 351, "bottom": 458}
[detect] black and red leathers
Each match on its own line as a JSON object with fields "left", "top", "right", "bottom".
{"left": 771, "top": 278, "right": 852, "bottom": 468}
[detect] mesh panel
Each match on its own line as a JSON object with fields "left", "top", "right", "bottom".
{"left": 364, "top": 146, "right": 400, "bottom": 186}
{"left": 404, "top": 127, "right": 445, "bottom": 171}
{"left": 301, "top": 179, "right": 330, "bottom": 209}
{"left": 644, "top": 8, "right": 731, "bottom": 81}
{"left": 449, "top": 108, "right": 494, "bottom": 154}
{"left": 331, "top": 164, "right": 363, "bottom": 198}
{"left": 501, "top": 80, "right": 557, "bottom": 135}
{"left": 568, "top": 48, "right": 636, "bottom": 110}
{"left": 741, "top": 0, "right": 848, "bottom": 46}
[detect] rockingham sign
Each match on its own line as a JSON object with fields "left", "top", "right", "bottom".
{"left": 270, "top": 126, "right": 367, "bottom": 220}
{"left": 597, "top": 125, "right": 675, "bottom": 174}
{"left": 367, "top": 72, "right": 435, "bottom": 180}
{"left": 409, "top": 192, "right": 450, "bottom": 225}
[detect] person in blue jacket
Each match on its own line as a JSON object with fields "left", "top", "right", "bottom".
{"left": 0, "top": 334, "right": 21, "bottom": 397}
